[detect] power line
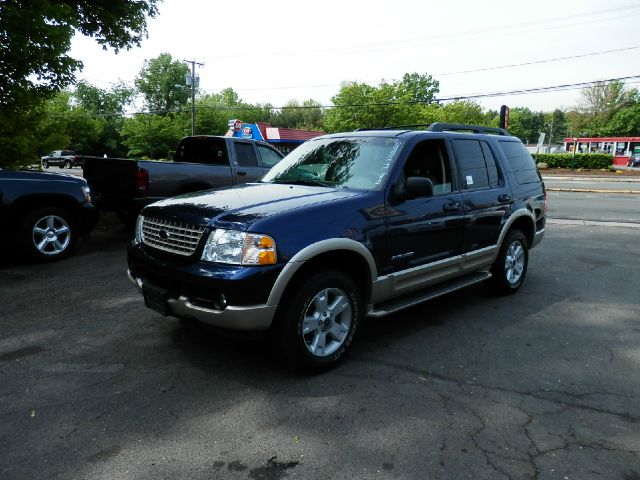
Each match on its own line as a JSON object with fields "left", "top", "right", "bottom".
{"left": 231, "top": 45, "right": 640, "bottom": 92}
{"left": 202, "top": 7, "right": 640, "bottom": 62}
{"left": 46, "top": 74, "right": 640, "bottom": 119}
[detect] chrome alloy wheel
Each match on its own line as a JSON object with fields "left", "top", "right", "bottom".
{"left": 301, "top": 287, "right": 352, "bottom": 357}
{"left": 32, "top": 215, "right": 71, "bottom": 256}
{"left": 504, "top": 240, "right": 525, "bottom": 285}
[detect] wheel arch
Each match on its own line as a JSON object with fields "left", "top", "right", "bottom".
{"left": 267, "top": 239, "right": 377, "bottom": 307}
{"left": 9, "top": 195, "right": 80, "bottom": 226}
{"left": 497, "top": 209, "right": 536, "bottom": 249}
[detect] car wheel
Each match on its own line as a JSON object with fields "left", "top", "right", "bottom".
{"left": 65, "top": 161, "right": 72, "bottom": 169}
{"left": 488, "top": 229, "right": 529, "bottom": 295}
{"left": 277, "top": 269, "right": 361, "bottom": 372}
{"left": 42, "top": 160, "right": 49, "bottom": 169}
{"left": 20, "top": 207, "right": 76, "bottom": 261}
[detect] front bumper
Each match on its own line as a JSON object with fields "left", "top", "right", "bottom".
{"left": 127, "top": 242, "right": 284, "bottom": 331}
{"left": 128, "top": 270, "right": 276, "bottom": 330}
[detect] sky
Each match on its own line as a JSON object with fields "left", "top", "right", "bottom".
{"left": 69, "top": 0, "right": 640, "bottom": 114}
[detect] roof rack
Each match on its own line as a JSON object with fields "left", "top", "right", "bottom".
{"left": 355, "top": 122, "right": 510, "bottom": 135}
{"left": 355, "top": 124, "right": 430, "bottom": 132}
{"left": 427, "top": 122, "right": 510, "bottom": 135}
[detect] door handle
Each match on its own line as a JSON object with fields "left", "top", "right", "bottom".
{"left": 498, "top": 193, "right": 512, "bottom": 203}
{"left": 237, "top": 171, "right": 247, "bottom": 176}
{"left": 443, "top": 201, "right": 462, "bottom": 212}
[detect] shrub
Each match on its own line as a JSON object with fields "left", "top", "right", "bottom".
{"left": 532, "top": 153, "right": 613, "bottom": 169}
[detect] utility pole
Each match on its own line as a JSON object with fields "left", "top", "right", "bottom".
{"left": 184, "top": 59, "right": 204, "bottom": 135}
{"left": 547, "top": 117, "right": 554, "bottom": 152}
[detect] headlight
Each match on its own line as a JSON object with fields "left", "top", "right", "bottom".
{"left": 134, "top": 215, "right": 144, "bottom": 243}
{"left": 201, "top": 229, "right": 277, "bottom": 265}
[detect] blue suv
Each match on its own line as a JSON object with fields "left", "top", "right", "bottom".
{"left": 127, "top": 123, "right": 546, "bottom": 371}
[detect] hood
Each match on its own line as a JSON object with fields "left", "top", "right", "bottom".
{"left": 142, "top": 182, "right": 365, "bottom": 228}
{"left": 0, "top": 169, "right": 87, "bottom": 184}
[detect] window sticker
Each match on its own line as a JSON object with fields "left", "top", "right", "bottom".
{"left": 466, "top": 175, "right": 474, "bottom": 185}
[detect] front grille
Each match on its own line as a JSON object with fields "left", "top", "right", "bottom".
{"left": 141, "top": 217, "right": 206, "bottom": 256}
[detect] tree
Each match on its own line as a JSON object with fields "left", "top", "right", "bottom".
{"left": 72, "top": 81, "right": 135, "bottom": 156}
{"left": 121, "top": 113, "right": 187, "bottom": 159}
{"left": 324, "top": 73, "right": 440, "bottom": 132}
{"left": 0, "top": 0, "right": 159, "bottom": 167}
{"left": 135, "top": 53, "right": 191, "bottom": 113}
{"left": 271, "top": 99, "right": 324, "bottom": 130}
{"left": 506, "top": 107, "right": 545, "bottom": 144}
{"left": 544, "top": 109, "right": 569, "bottom": 144}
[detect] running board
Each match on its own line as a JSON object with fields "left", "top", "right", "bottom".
{"left": 367, "top": 271, "right": 492, "bottom": 318}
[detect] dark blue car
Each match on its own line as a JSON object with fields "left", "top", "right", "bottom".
{"left": 128, "top": 123, "right": 546, "bottom": 371}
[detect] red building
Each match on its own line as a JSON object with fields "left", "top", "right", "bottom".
{"left": 562, "top": 137, "right": 640, "bottom": 166}
{"left": 226, "top": 120, "right": 323, "bottom": 155}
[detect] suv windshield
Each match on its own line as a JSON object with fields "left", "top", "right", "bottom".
{"left": 262, "top": 136, "right": 403, "bottom": 190}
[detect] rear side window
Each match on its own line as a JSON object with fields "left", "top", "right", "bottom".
{"left": 499, "top": 141, "right": 540, "bottom": 184}
{"left": 174, "top": 137, "right": 228, "bottom": 165}
{"left": 234, "top": 143, "right": 259, "bottom": 167}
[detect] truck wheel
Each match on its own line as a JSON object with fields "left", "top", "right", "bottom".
{"left": 277, "top": 269, "right": 361, "bottom": 372}
{"left": 42, "top": 160, "right": 49, "bottom": 169}
{"left": 488, "top": 229, "right": 528, "bottom": 295}
{"left": 20, "top": 207, "right": 76, "bottom": 261}
{"left": 65, "top": 160, "right": 72, "bottom": 169}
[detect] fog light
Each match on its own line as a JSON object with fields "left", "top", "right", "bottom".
{"left": 218, "top": 293, "right": 227, "bottom": 309}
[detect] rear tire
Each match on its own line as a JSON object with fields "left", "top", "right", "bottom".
{"left": 276, "top": 269, "right": 361, "bottom": 373}
{"left": 488, "top": 229, "right": 528, "bottom": 295}
{"left": 65, "top": 160, "right": 72, "bottom": 169}
{"left": 42, "top": 160, "right": 49, "bottom": 169}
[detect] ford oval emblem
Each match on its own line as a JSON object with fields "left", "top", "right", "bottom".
{"left": 158, "top": 229, "right": 170, "bottom": 240}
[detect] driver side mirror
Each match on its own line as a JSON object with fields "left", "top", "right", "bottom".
{"left": 400, "top": 176, "right": 434, "bottom": 199}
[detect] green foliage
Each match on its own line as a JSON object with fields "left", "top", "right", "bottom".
{"left": 121, "top": 114, "right": 188, "bottom": 159}
{"left": 136, "top": 53, "right": 191, "bottom": 113}
{"left": 533, "top": 153, "right": 613, "bottom": 169}
{"left": 324, "top": 73, "right": 440, "bottom": 132}
{"left": 271, "top": 99, "right": 324, "bottom": 130}
{"left": 0, "top": 0, "right": 158, "bottom": 167}
{"left": 506, "top": 107, "right": 545, "bottom": 144}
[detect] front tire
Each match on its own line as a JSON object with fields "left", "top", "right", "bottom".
{"left": 488, "top": 229, "right": 529, "bottom": 295}
{"left": 65, "top": 160, "right": 72, "bottom": 169}
{"left": 42, "top": 160, "right": 49, "bottom": 169}
{"left": 20, "top": 207, "right": 76, "bottom": 261}
{"left": 277, "top": 269, "right": 361, "bottom": 372}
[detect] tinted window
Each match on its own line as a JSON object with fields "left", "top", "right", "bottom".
{"left": 480, "top": 142, "right": 500, "bottom": 188}
{"left": 499, "top": 141, "right": 540, "bottom": 184}
{"left": 452, "top": 139, "right": 489, "bottom": 189}
{"left": 174, "top": 137, "right": 228, "bottom": 165}
{"left": 257, "top": 145, "right": 283, "bottom": 168}
{"left": 234, "top": 143, "right": 258, "bottom": 167}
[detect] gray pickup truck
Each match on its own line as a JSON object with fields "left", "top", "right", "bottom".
{"left": 83, "top": 135, "right": 285, "bottom": 226}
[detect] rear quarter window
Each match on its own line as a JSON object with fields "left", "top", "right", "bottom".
{"left": 498, "top": 141, "right": 540, "bottom": 184}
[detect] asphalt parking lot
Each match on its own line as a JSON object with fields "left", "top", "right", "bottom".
{"left": 1, "top": 217, "right": 639, "bottom": 480}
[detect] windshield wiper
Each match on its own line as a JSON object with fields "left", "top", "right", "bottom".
{"left": 271, "top": 179, "right": 331, "bottom": 187}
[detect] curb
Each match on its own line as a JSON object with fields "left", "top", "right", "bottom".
{"left": 546, "top": 187, "right": 640, "bottom": 194}
{"left": 547, "top": 218, "right": 640, "bottom": 229}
